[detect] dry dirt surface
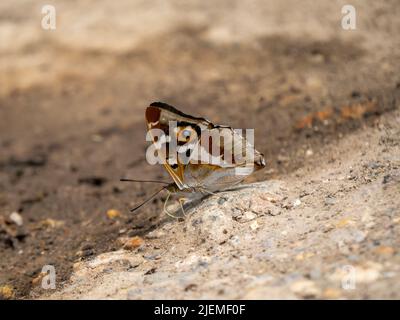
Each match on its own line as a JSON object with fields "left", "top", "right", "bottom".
{"left": 0, "top": 0, "right": 399, "bottom": 299}
{"left": 47, "top": 110, "right": 400, "bottom": 299}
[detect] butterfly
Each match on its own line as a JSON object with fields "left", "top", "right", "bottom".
{"left": 122, "top": 102, "right": 266, "bottom": 217}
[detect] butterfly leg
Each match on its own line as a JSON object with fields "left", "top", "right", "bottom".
{"left": 178, "top": 198, "right": 187, "bottom": 217}
{"left": 200, "top": 188, "right": 217, "bottom": 196}
{"left": 163, "top": 191, "right": 180, "bottom": 219}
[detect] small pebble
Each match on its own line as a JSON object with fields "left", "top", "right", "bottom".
{"left": 335, "top": 218, "right": 355, "bottom": 228}
{"left": 382, "top": 175, "right": 391, "bottom": 184}
{"left": 243, "top": 212, "right": 257, "bottom": 222}
{"left": 40, "top": 218, "right": 64, "bottom": 228}
{"left": 295, "top": 252, "right": 314, "bottom": 261}
{"left": 250, "top": 221, "right": 259, "bottom": 230}
{"left": 218, "top": 197, "right": 227, "bottom": 205}
{"left": 323, "top": 288, "right": 341, "bottom": 299}
{"left": 122, "top": 236, "right": 144, "bottom": 250}
{"left": 91, "top": 134, "right": 103, "bottom": 142}
{"left": 31, "top": 272, "right": 46, "bottom": 286}
{"left": 145, "top": 229, "right": 165, "bottom": 239}
{"left": 290, "top": 279, "right": 320, "bottom": 297}
{"left": 324, "top": 197, "right": 336, "bottom": 206}
{"left": 0, "top": 285, "right": 14, "bottom": 299}
{"left": 9, "top": 212, "right": 23, "bottom": 226}
{"left": 305, "top": 149, "right": 314, "bottom": 157}
{"left": 355, "top": 263, "right": 382, "bottom": 283}
{"left": 293, "top": 199, "right": 302, "bottom": 207}
{"left": 106, "top": 209, "right": 121, "bottom": 219}
{"left": 374, "top": 246, "right": 395, "bottom": 256}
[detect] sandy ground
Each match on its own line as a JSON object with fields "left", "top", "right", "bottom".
{"left": 0, "top": 0, "right": 399, "bottom": 299}
{"left": 47, "top": 109, "right": 400, "bottom": 299}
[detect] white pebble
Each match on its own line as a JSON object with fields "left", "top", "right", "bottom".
{"left": 250, "top": 221, "right": 259, "bottom": 230}
{"left": 293, "top": 199, "right": 302, "bottom": 207}
{"left": 305, "top": 149, "right": 314, "bottom": 157}
{"left": 10, "top": 212, "right": 23, "bottom": 226}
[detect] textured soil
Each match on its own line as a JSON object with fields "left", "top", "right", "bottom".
{"left": 46, "top": 109, "right": 400, "bottom": 299}
{"left": 0, "top": 0, "right": 399, "bottom": 299}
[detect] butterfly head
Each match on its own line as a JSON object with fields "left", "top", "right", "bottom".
{"left": 254, "top": 152, "right": 266, "bottom": 169}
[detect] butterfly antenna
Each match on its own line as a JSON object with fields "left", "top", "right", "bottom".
{"left": 120, "top": 178, "right": 169, "bottom": 185}
{"left": 130, "top": 186, "right": 167, "bottom": 212}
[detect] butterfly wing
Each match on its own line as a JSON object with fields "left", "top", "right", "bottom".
{"left": 185, "top": 126, "right": 265, "bottom": 191}
{"left": 145, "top": 102, "right": 265, "bottom": 192}
{"left": 145, "top": 102, "right": 212, "bottom": 190}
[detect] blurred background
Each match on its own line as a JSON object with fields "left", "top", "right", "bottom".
{"left": 0, "top": 0, "right": 399, "bottom": 298}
